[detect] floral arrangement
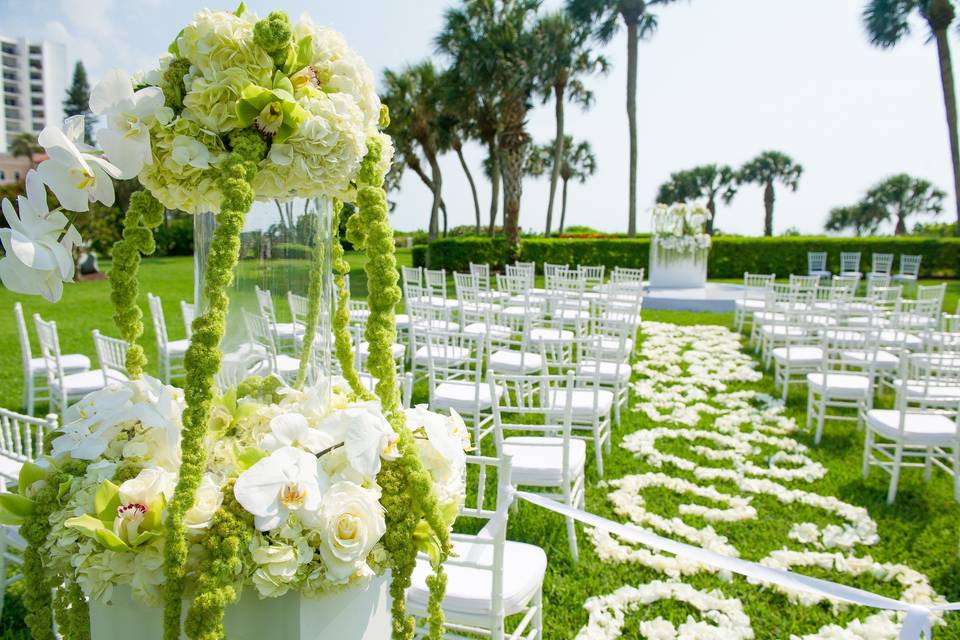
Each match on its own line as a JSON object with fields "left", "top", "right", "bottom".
{"left": 650, "top": 202, "right": 712, "bottom": 255}
{"left": 0, "top": 6, "right": 457, "bottom": 640}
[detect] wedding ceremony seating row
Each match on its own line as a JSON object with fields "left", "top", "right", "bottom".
{"left": 736, "top": 271, "right": 959, "bottom": 505}
{"left": 807, "top": 251, "right": 922, "bottom": 283}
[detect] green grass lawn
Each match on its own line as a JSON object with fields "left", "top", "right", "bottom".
{"left": 2, "top": 257, "right": 959, "bottom": 639}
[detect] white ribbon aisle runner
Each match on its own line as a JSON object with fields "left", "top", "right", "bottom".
{"left": 513, "top": 490, "right": 959, "bottom": 640}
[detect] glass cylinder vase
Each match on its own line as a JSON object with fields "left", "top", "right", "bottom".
{"left": 193, "top": 196, "right": 333, "bottom": 394}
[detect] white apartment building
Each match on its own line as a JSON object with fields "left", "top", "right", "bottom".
{"left": 1, "top": 37, "right": 67, "bottom": 153}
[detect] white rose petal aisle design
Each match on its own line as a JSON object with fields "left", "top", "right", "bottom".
{"left": 549, "top": 320, "right": 959, "bottom": 640}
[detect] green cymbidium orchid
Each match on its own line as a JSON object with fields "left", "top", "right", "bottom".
{"left": 0, "top": 459, "right": 67, "bottom": 524}
{"left": 236, "top": 70, "right": 307, "bottom": 143}
{"left": 64, "top": 479, "right": 165, "bottom": 552}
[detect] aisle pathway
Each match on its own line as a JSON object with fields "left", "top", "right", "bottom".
{"left": 574, "top": 322, "right": 950, "bottom": 640}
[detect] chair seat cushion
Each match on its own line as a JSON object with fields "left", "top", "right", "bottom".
{"left": 413, "top": 345, "right": 470, "bottom": 365}
{"left": 809, "top": 270, "right": 831, "bottom": 278}
{"left": 734, "top": 299, "right": 765, "bottom": 310}
{"left": 463, "top": 322, "right": 513, "bottom": 339}
{"left": 29, "top": 353, "right": 91, "bottom": 374}
{"left": 272, "top": 322, "right": 305, "bottom": 338}
{"left": 488, "top": 349, "right": 544, "bottom": 374}
{"left": 433, "top": 381, "right": 502, "bottom": 411}
{"left": 555, "top": 308, "right": 590, "bottom": 321}
{"left": 597, "top": 336, "right": 634, "bottom": 354}
{"left": 359, "top": 342, "right": 405, "bottom": 361}
{"left": 878, "top": 330, "right": 924, "bottom": 349}
{"left": 394, "top": 313, "right": 412, "bottom": 329}
{"left": 0, "top": 455, "right": 25, "bottom": 487}
{"left": 503, "top": 436, "right": 587, "bottom": 487}
{"left": 866, "top": 409, "right": 958, "bottom": 444}
{"left": 412, "top": 319, "right": 459, "bottom": 333}
{"left": 761, "top": 325, "right": 806, "bottom": 337}
{"left": 407, "top": 539, "right": 546, "bottom": 620}
{"left": 167, "top": 339, "right": 191, "bottom": 355}
{"left": 772, "top": 346, "right": 823, "bottom": 364}
{"left": 805, "top": 373, "right": 870, "bottom": 396}
{"left": 891, "top": 379, "right": 960, "bottom": 402}
{"left": 460, "top": 302, "right": 502, "bottom": 313}
{"left": 547, "top": 388, "right": 614, "bottom": 416}
{"left": 275, "top": 355, "right": 301, "bottom": 374}
{"left": 103, "top": 369, "right": 130, "bottom": 384}
{"left": 841, "top": 349, "right": 899, "bottom": 370}
{"left": 502, "top": 305, "right": 535, "bottom": 318}
{"left": 576, "top": 359, "right": 631, "bottom": 383}
{"left": 528, "top": 328, "right": 574, "bottom": 342}
{"left": 51, "top": 370, "right": 108, "bottom": 397}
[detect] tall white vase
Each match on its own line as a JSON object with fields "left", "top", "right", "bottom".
{"left": 649, "top": 244, "right": 709, "bottom": 289}
{"left": 89, "top": 572, "right": 393, "bottom": 640}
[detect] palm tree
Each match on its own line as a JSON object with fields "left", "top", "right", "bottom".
{"left": 865, "top": 173, "right": 945, "bottom": 234}
{"left": 436, "top": 70, "right": 484, "bottom": 234}
{"left": 529, "top": 136, "right": 598, "bottom": 234}
{"left": 567, "top": 0, "right": 681, "bottom": 237}
{"left": 655, "top": 164, "right": 737, "bottom": 234}
{"left": 864, "top": 0, "right": 960, "bottom": 236}
{"left": 824, "top": 201, "right": 886, "bottom": 236}
{"left": 437, "top": 4, "right": 507, "bottom": 236}
{"left": 382, "top": 61, "right": 446, "bottom": 240}
{"left": 736, "top": 151, "right": 803, "bottom": 236}
{"left": 437, "top": 0, "right": 542, "bottom": 259}
{"left": 9, "top": 132, "right": 41, "bottom": 168}
{"left": 534, "top": 10, "right": 608, "bottom": 236}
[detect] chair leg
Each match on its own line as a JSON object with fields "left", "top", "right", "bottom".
{"left": 566, "top": 513, "right": 579, "bottom": 562}
{"left": 887, "top": 442, "right": 904, "bottom": 505}
{"left": 814, "top": 393, "right": 827, "bottom": 445}
{"left": 953, "top": 446, "right": 959, "bottom": 503}
{"left": 532, "top": 586, "right": 544, "bottom": 640}
{"left": 924, "top": 447, "right": 933, "bottom": 483}
{"left": 805, "top": 388, "right": 813, "bottom": 431}
{"left": 862, "top": 429, "right": 873, "bottom": 478}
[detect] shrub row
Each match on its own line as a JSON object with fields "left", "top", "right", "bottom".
{"left": 418, "top": 236, "right": 960, "bottom": 278}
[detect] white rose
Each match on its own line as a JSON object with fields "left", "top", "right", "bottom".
{"left": 316, "top": 482, "right": 385, "bottom": 583}
{"left": 251, "top": 542, "right": 302, "bottom": 598}
{"left": 119, "top": 467, "right": 176, "bottom": 505}
{"left": 184, "top": 473, "right": 224, "bottom": 531}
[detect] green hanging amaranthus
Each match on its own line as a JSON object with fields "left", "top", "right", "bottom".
{"left": 293, "top": 199, "right": 331, "bottom": 389}
{"left": 109, "top": 190, "right": 165, "bottom": 378}
{"left": 340, "top": 135, "right": 452, "bottom": 639}
{"left": 163, "top": 128, "right": 267, "bottom": 640}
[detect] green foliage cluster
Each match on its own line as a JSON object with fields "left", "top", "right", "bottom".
{"left": 421, "top": 236, "right": 960, "bottom": 278}
{"left": 163, "top": 128, "right": 266, "bottom": 640}
{"left": 153, "top": 216, "right": 195, "bottom": 256}
{"left": 109, "top": 190, "right": 165, "bottom": 378}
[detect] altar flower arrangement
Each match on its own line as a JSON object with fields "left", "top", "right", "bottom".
{"left": 0, "top": 6, "right": 457, "bottom": 640}
{"left": 650, "top": 202, "right": 712, "bottom": 255}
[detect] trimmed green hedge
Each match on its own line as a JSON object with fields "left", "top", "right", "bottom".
{"left": 421, "top": 236, "right": 959, "bottom": 278}
{"left": 412, "top": 245, "right": 428, "bottom": 268}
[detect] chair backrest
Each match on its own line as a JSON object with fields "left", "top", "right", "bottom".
{"left": 807, "top": 252, "right": 827, "bottom": 273}
{"left": 577, "top": 265, "right": 605, "bottom": 289}
{"left": 789, "top": 274, "right": 820, "bottom": 290}
{"left": 254, "top": 286, "right": 278, "bottom": 323}
{"left": 13, "top": 303, "right": 32, "bottom": 377}
{"left": 503, "top": 264, "right": 534, "bottom": 290}
{"left": 242, "top": 310, "right": 280, "bottom": 372}
{"left": 543, "top": 262, "right": 569, "bottom": 290}
{"left": 444, "top": 453, "right": 515, "bottom": 635}
{"left": 180, "top": 300, "right": 195, "bottom": 339}
{"left": 917, "top": 283, "right": 947, "bottom": 311}
{"left": 32, "top": 315, "right": 64, "bottom": 390}
{"left": 0, "top": 407, "right": 56, "bottom": 472}
{"left": 893, "top": 353, "right": 960, "bottom": 417}
{"left": 147, "top": 293, "right": 170, "bottom": 349}
{"left": 288, "top": 292, "right": 309, "bottom": 329}
{"left": 469, "top": 263, "right": 491, "bottom": 290}
{"left": 425, "top": 268, "right": 447, "bottom": 298}
{"left": 866, "top": 273, "right": 891, "bottom": 294}
{"left": 496, "top": 272, "right": 528, "bottom": 296}
{"left": 92, "top": 330, "right": 129, "bottom": 383}
{"left": 899, "top": 254, "right": 922, "bottom": 277}
{"left": 489, "top": 371, "right": 575, "bottom": 464}
{"left": 892, "top": 298, "right": 941, "bottom": 331}
{"left": 871, "top": 253, "right": 893, "bottom": 275}
{"left": 401, "top": 266, "right": 423, "bottom": 289}
{"left": 424, "top": 331, "right": 486, "bottom": 409}
{"left": 839, "top": 252, "right": 861, "bottom": 274}
{"left": 610, "top": 266, "right": 645, "bottom": 287}
{"left": 820, "top": 327, "right": 880, "bottom": 378}
{"left": 743, "top": 273, "right": 775, "bottom": 296}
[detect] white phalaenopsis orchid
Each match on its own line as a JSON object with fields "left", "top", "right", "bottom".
{"left": 0, "top": 170, "right": 82, "bottom": 302}
{"left": 234, "top": 446, "right": 329, "bottom": 531}
{"left": 316, "top": 401, "right": 399, "bottom": 479}
{"left": 37, "top": 115, "right": 121, "bottom": 212}
{"left": 90, "top": 69, "right": 166, "bottom": 179}
{"left": 261, "top": 412, "right": 334, "bottom": 454}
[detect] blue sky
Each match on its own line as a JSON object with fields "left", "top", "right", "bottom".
{"left": 2, "top": 0, "right": 956, "bottom": 235}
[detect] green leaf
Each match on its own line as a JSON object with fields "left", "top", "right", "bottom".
{"left": 234, "top": 2, "right": 246, "bottom": 16}
{"left": 0, "top": 493, "right": 35, "bottom": 524}
{"left": 235, "top": 445, "right": 267, "bottom": 471}
{"left": 141, "top": 495, "right": 165, "bottom": 532}
{"left": 57, "top": 479, "right": 72, "bottom": 501}
{"left": 17, "top": 461, "right": 48, "bottom": 493}
{"left": 167, "top": 28, "right": 184, "bottom": 56}
{"left": 131, "top": 529, "right": 162, "bottom": 547}
{"left": 94, "top": 527, "right": 133, "bottom": 552}
{"left": 93, "top": 481, "right": 121, "bottom": 520}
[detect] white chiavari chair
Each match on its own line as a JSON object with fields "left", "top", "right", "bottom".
{"left": 576, "top": 264, "right": 605, "bottom": 293}
{"left": 408, "top": 289, "right": 460, "bottom": 383}
{"left": 734, "top": 273, "right": 775, "bottom": 332}
{"left": 772, "top": 307, "right": 824, "bottom": 401}
{"left": 180, "top": 300, "right": 195, "bottom": 339}
{"left": 866, "top": 273, "right": 892, "bottom": 294}
{"left": 806, "top": 327, "right": 879, "bottom": 444}
{"left": 254, "top": 285, "right": 303, "bottom": 352}
{"left": 424, "top": 268, "right": 459, "bottom": 315}
{"left": 892, "top": 254, "right": 922, "bottom": 285}
{"left": 609, "top": 266, "right": 645, "bottom": 292}
{"left": 807, "top": 252, "right": 830, "bottom": 279}
{"left": 577, "top": 322, "right": 632, "bottom": 425}
{"left": 147, "top": 292, "right": 188, "bottom": 383}
{"left": 490, "top": 371, "right": 585, "bottom": 559}
{"left": 406, "top": 454, "right": 546, "bottom": 640}
{"left": 91, "top": 330, "right": 130, "bottom": 384}
{"left": 426, "top": 331, "right": 498, "bottom": 446}
{"left": 34, "top": 315, "right": 110, "bottom": 414}
{"left": 864, "top": 353, "right": 960, "bottom": 504}
{"left": 869, "top": 253, "right": 894, "bottom": 279}
{"left": 839, "top": 251, "right": 861, "bottom": 276}
{"left": 14, "top": 302, "right": 90, "bottom": 415}
{"left": 242, "top": 309, "right": 300, "bottom": 382}
{"left": 0, "top": 407, "right": 56, "bottom": 490}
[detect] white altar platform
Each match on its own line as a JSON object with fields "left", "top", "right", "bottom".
{"left": 642, "top": 282, "right": 745, "bottom": 313}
